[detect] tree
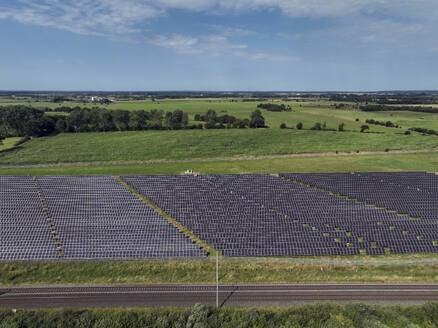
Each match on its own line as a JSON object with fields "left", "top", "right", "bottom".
{"left": 296, "top": 122, "right": 303, "bottom": 130}
{"left": 97, "top": 109, "right": 115, "bottom": 131}
{"left": 112, "top": 110, "right": 130, "bottom": 131}
{"left": 311, "top": 122, "right": 322, "bottom": 130}
{"left": 25, "top": 116, "right": 55, "bottom": 137}
{"left": 205, "top": 109, "right": 217, "bottom": 122}
{"left": 360, "top": 124, "right": 369, "bottom": 133}
{"left": 249, "top": 110, "right": 265, "bottom": 128}
{"left": 338, "top": 123, "right": 345, "bottom": 132}
{"left": 55, "top": 118, "right": 67, "bottom": 133}
{"left": 128, "top": 110, "right": 148, "bottom": 131}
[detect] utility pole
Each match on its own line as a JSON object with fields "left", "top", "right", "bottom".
{"left": 216, "top": 252, "right": 219, "bottom": 307}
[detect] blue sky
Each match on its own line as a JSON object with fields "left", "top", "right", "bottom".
{"left": 0, "top": 0, "right": 437, "bottom": 91}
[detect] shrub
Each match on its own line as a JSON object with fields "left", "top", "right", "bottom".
{"left": 404, "top": 130, "right": 411, "bottom": 135}
{"left": 338, "top": 123, "right": 345, "bottom": 132}
{"left": 296, "top": 122, "right": 303, "bottom": 130}
{"left": 280, "top": 123, "right": 287, "bottom": 129}
{"left": 311, "top": 122, "right": 322, "bottom": 130}
{"left": 360, "top": 125, "right": 369, "bottom": 133}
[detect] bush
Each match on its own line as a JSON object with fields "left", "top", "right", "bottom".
{"left": 249, "top": 110, "right": 266, "bottom": 128}
{"left": 338, "top": 123, "right": 345, "bottom": 132}
{"left": 280, "top": 123, "right": 287, "bottom": 129}
{"left": 360, "top": 125, "right": 369, "bottom": 133}
{"left": 296, "top": 122, "right": 303, "bottom": 130}
{"left": 404, "top": 130, "right": 411, "bottom": 135}
{"left": 311, "top": 122, "right": 322, "bottom": 130}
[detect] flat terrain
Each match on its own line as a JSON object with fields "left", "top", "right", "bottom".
{"left": 2, "top": 284, "right": 438, "bottom": 308}
{"left": 2, "top": 257, "right": 438, "bottom": 286}
{"left": 0, "top": 151, "right": 437, "bottom": 176}
{"left": 0, "top": 129, "right": 436, "bottom": 165}
{"left": 1, "top": 98, "right": 438, "bottom": 175}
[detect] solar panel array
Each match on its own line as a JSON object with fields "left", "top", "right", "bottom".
{"left": 280, "top": 172, "right": 438, "bottom": 254}
{"left": 1, "top": 173, "right": 437, "bottom": 260}
{"left": 0, "top": 177, "right": 59, "bottom": 260}
{"left": 122, "top": 173, "right": 438, "bottom": 256}
{"left": 0, "top": 176, "right": 206, "bottom": 260}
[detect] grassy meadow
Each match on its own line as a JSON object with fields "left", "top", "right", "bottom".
{"left": 1, "top": 98, "right": 438, "bottom": 172}
{"left": 2, "top": 257, "right": 438, "bottom": 285}
{"left": 6, "top": 98, "right": 438, "bottom": 130}
{"left": 0, "top": 152, "right": 437, "bottom": 176}
{"left": 0, "top": 129, "right": 437, "bottom": 165}
{"left": 0, "top": 137, "right": 20, "bottom": 152}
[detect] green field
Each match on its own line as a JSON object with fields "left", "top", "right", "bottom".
{"left": 0, "top": 152, "right": 437, "bottom": 176}
{"left": 0, "top": 129, "right": 436, "bottom": 165}
{"left": 2, "top": 98, "right": 438, "bottom": 171}
{"left": 8, "top": 99, "right": 438, "bottom": 131}
{"left": 0, "top": 137, "right": 20, "bottom": 152}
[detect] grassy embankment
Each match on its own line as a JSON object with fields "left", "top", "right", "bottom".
{"left": 2, "top": 255, "right": 438, "bottom": 286}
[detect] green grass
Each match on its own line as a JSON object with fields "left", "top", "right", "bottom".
{"left": 0, "top": 129, "right": 437, "bottom": 165}
{"left": 0, "top": 137, "right": 20, "bottom": 152}
{"left": 2, "top": 303, "right": 438, "bottom": 328}
{"left": 0, "top": 152, "right": 437, "bottom": 175}
{"left": 2, "top": 258, "right": 438, "bottom": 285}
{"left": 5, "top": 98, "right": 438, "bottom": 131}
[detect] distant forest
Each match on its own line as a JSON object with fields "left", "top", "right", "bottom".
{"left": 360, "top": 104, "right": 438, "bottom": 113}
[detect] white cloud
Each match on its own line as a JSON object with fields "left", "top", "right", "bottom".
{"left": 0, "top": 0, "right": 162, "bottom": 37}
{"left": 0, "top": 0, "right": 436, "bottom": 60}
{"left": 151, "top": 32, "right": 296, "bottom": 62}
{"left": 206, "top": 24, "right": 259, "bottom": 37}
{"left": 250, "top": 52, "right": 298, "bottom": 61}
{"left": 152, "top": 34, "right": 200, "bottom": 54}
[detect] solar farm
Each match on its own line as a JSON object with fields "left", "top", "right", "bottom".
{"left": 1, "top": 173, "right": 438, "bottom": 260}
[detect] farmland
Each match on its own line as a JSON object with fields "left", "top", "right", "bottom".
{"left": 0, "top": 129, "right": 437, "bottom": 165}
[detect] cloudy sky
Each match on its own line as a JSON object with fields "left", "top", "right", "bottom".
{"left": 1, "top": 0, "right": 437, "bottom": 91}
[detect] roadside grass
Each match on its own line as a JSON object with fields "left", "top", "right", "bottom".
{"left": 0, "top": 129, "right": 437, "bottom": 165}
{"left": 2, "top": 259, "right": 438, "bottom": 286}
{"left": 0, "top": 152, "right": 437, "bottom": 175}
{"left": 0, "top": 137, "right": 21, "bottom": 152}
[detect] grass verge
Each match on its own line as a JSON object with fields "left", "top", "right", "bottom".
{"left": 2, "top": 258, "right": 438, "bottom": 286}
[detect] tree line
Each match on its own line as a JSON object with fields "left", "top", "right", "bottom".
{"left": 257, "top": 103, "right": 292, "bottom": 112}
{"left": 360, "top": 104, "right": 438, "bottom": 114}
{"left": 0, "top": 106, "right": 267, "bottom": 139}
{"left": 194, "top": 109, "right": 266, "bottom": 128}
{"left": 365, "top": 119, "right": 400, "bottom": 128}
